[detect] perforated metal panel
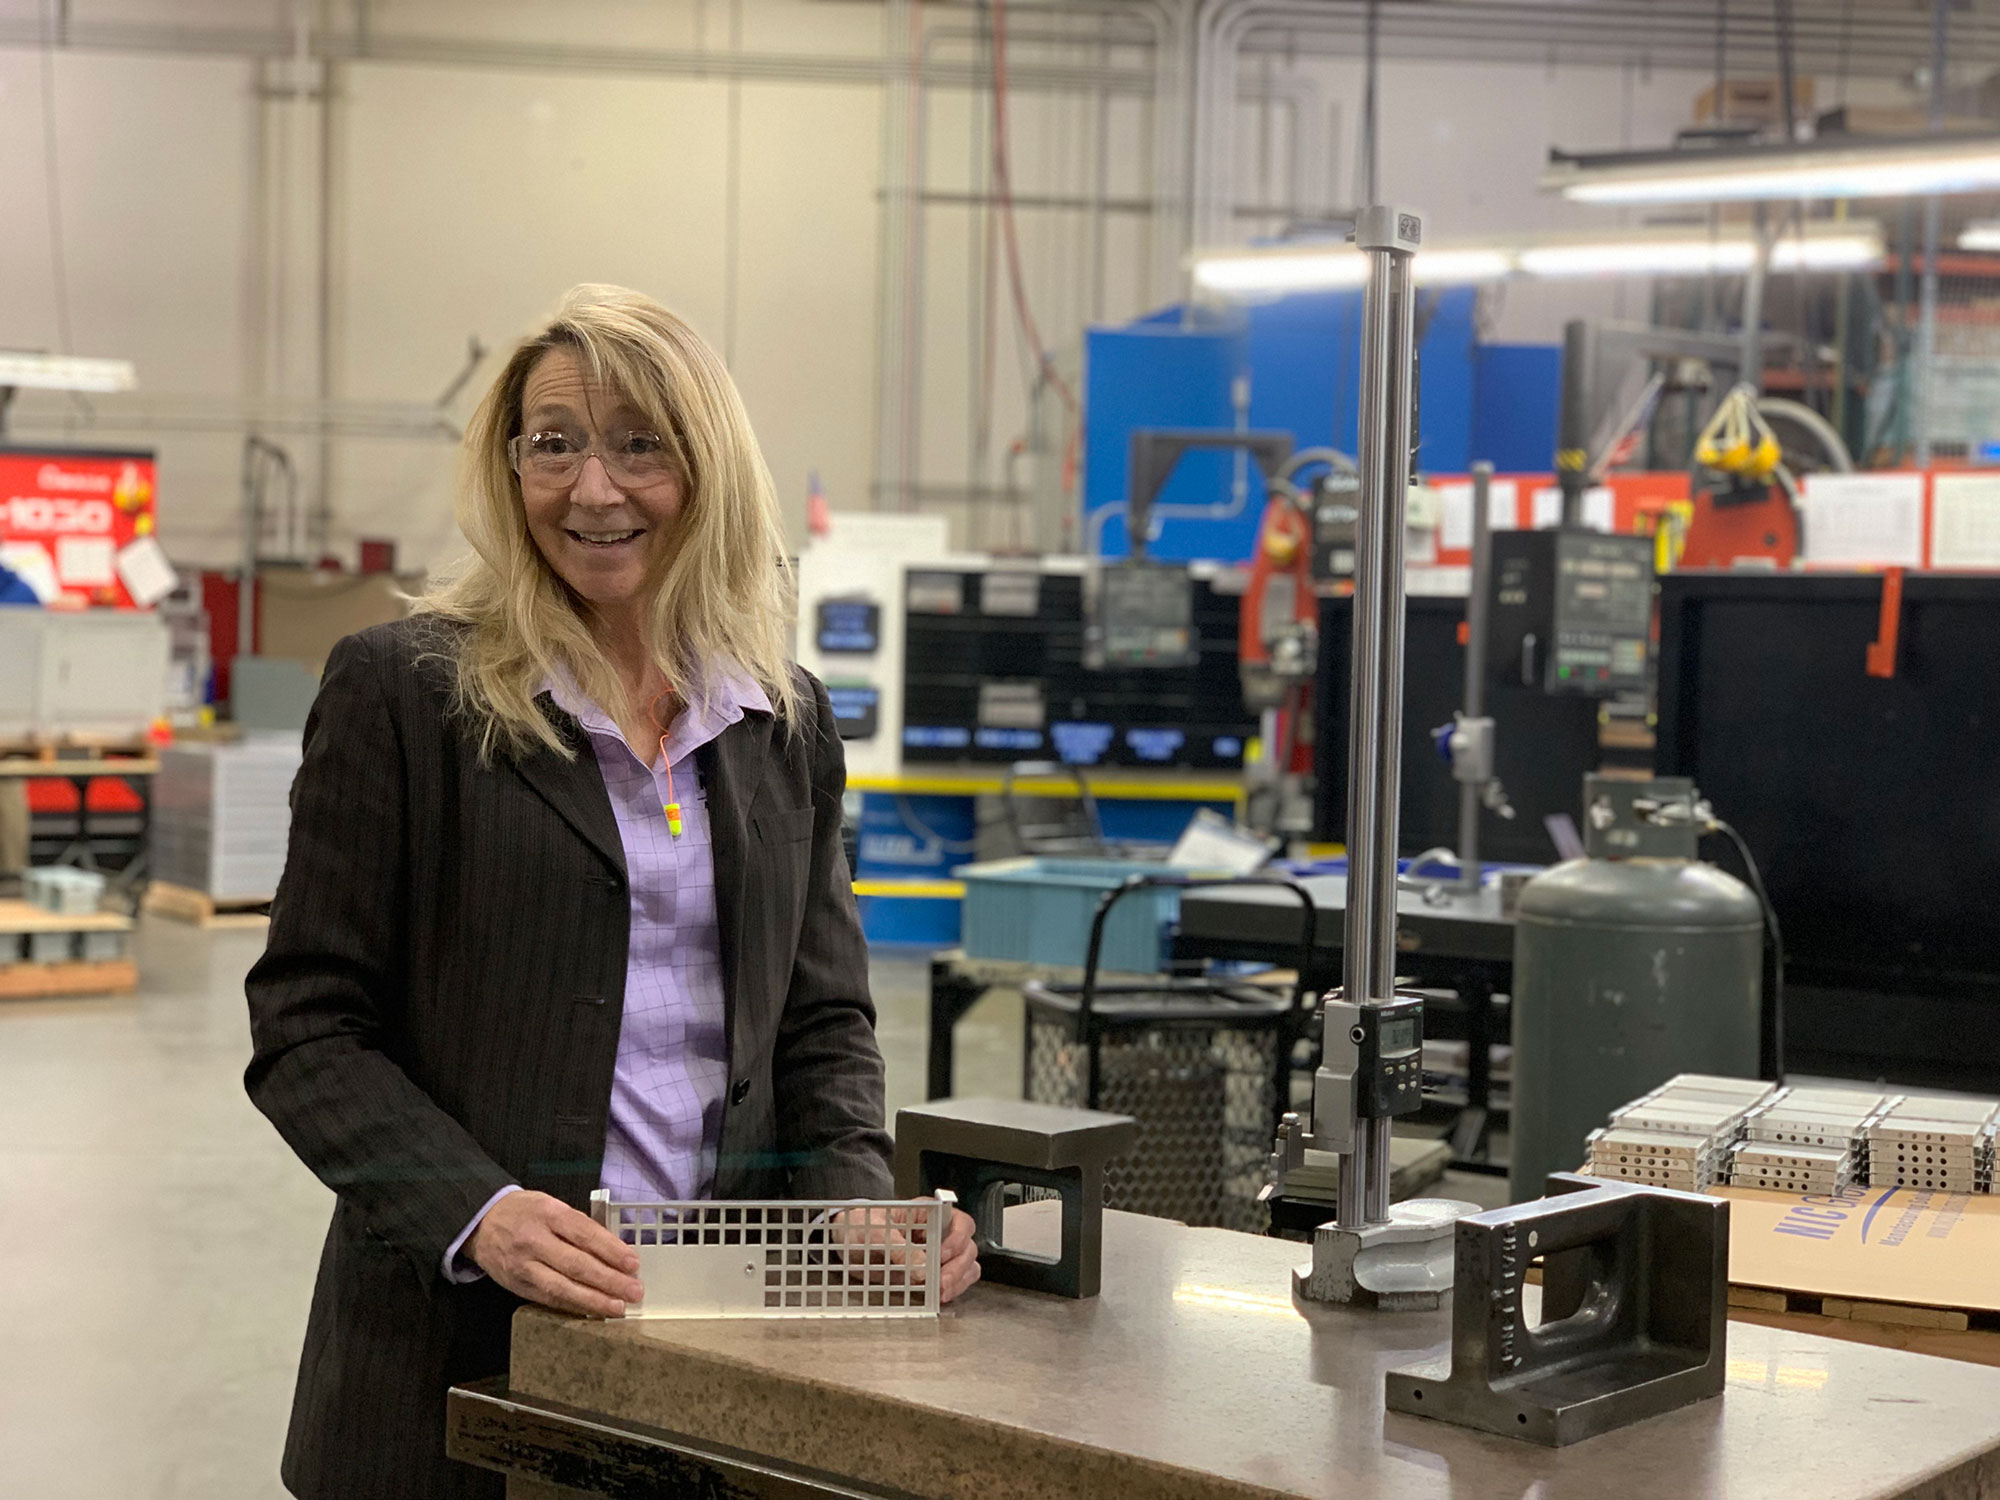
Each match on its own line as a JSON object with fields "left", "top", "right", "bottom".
{"left": 587, "top": 1195, "right": 950, "bottom": 1319}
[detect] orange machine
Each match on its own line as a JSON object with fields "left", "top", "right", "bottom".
{"left": 1238, "top": 487, "right": 1318, "bottom": 776}
{"left": 1681, "top": 482, "right": 1800, "bottom": 567}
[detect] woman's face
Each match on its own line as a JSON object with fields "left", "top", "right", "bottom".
{"left": 515, "top": 346, "right": 686, "bottom": 612}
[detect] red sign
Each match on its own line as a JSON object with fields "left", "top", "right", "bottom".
{"left": 0, "top": 446, "right": 158, "bottom": 607}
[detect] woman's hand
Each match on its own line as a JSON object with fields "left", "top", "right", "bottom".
{"left": 937, "top": 1206, "right": 981, "bottom": 1302}
{"left": 468, "top": 1190, "right": 644, "bottom": 1318}
{"left": 829, "top": 1203, "right": 982, "bottom": 1304}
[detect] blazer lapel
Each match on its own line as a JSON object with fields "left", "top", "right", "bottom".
{"left": 513, "top": 696, "right": 626, "bottom": 878}
{"left": 699, "top": 709, "right": 772, "bottom": 1065}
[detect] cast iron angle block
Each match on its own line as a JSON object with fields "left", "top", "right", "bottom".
{"left": 894, "top": 1097, "right": 1137, "bottom": 1299}
{"left": 1384, "top": 1172, "right": 1729, "bottom": 1446}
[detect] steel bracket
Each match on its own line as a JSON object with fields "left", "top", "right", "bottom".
{"left": 1385, "top": 1173, "right": 1730, "bottom": 1445}
{"left": 894, "top": 1097, "right": 1137, "bottom": 1298}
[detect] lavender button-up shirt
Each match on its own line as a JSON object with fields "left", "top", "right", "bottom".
{"left": 442, "top": 670, "right": 770, "bottom": 1279}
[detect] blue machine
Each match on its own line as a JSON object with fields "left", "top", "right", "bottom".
{"left": 1471, "top": 343, "right": 1564, "bottom": 474}
{"left": 1082, "top": 290, "right": 1557, "bottom": 562}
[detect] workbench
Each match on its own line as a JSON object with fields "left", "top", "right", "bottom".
{"left": 451, "top": 1206, "right": 2000, "bottom": 1500}
{"left": 1175, "top": 874, "right": 1516, "bottom": 1167}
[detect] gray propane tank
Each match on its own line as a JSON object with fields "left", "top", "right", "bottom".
{"left": 1508, "top": 775, "right": 1763, "bottom": 1201}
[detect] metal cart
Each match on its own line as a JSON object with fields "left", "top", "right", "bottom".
{"left": 1022, "top": 873, "right": 1317, "bottom": 1233}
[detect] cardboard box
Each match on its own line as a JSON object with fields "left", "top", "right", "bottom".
{"left": 1695, "top": 76, "right": 1816, "bottom": 128}
{"left": 256, "top": 568, "right": 418, "bottom": 676}
{"left": 1817, "top": 105, "right": 1993, "bottom": 139}
{"left": 1721, "top": 1184, "right": 2000, "bottom": 1367}
{"left": 0, "top": 783, "right": 25, "bottom": 877}
{"left": 1721, "top": 1183, "right": 2000, "bottom": 1313}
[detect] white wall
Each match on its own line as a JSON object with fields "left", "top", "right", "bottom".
{"left": 3, "top": 0, "right": 898, "bottom": 569}
{"left": 0, "top": 42, "right": 256, "bottom": 560}
{"left": 329, "top": 60, "right": 883, "bottom": 565}
{"left": 0, "top": 3, "right": 1922, "bottom": 572}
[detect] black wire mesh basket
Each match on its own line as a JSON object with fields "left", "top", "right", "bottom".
{"left": 1021, "top": 874, "right": 1317, "bottom": 1232}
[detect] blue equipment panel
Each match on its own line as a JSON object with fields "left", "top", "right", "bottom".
{"left": 1472, "top": 343, "right": 1562, "bottom": 473}
{"left": 1081, "top": 288, "right": 1481, "bottom": 564}
{"left": 1081, "top": 322, "right": 1244, "bottom": 562}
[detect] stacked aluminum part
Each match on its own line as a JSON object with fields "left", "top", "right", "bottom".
{"left": 24, "top": 866, "right": 107, "bottom": 916}
{"left": 1586, "top": 1074, "right": 1774, "bottom": 1191}
{"left": 1868, "top": 1096, "right": 2000, "bottom": 1194}
{"left": 152, "top": 740, "right": 303, "bottom": 902}
{"left": 1650, "top": 1074, "right": 1777, "bottom": 1105}
{"left": 1587, "top": 1128, "right": 1726, "bottom": 1191}
{"left": 1728, "top": 1141, "right": 1855, "bottom": 1193}
{"left": 1730, "top": 1086, "right": 1891, "bottom": 1193}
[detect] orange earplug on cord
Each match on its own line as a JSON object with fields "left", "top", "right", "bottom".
{"left": 658, "top": 732, "right": 683, "bottom": 837}
{"left": 651, "top": 689, "right": 685, "bottom": 838}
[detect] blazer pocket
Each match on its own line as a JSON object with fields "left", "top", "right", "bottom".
{"left": 752, "top": 804, "right": 816, "bottom": 845}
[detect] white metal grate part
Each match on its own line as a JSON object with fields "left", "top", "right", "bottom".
{"left": 588, "top": 1194, "right": 954, "bottom": 1320}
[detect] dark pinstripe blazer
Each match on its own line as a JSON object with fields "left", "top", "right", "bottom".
{"left": 244, "top": 617, "right": 892, "bottom": 1500}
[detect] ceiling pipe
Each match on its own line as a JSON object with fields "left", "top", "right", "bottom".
{"left": 5, "top": 4, "right": 1986, "bottom": 80}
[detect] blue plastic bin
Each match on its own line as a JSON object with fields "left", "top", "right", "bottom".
{"left": 954, "top": 857, "right": 1175, "bottom": 973}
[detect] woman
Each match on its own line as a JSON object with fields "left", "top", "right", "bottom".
{"left": 245, "top": 284, "right": 978, "bottom": 1500}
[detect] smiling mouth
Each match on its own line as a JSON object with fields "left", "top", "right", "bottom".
{"left": 566, "top": 528, "right": 645, "bottom": 548}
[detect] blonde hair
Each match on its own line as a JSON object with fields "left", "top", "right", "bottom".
{"left": 418, "top": 284, "right": 798, "bottom": 760}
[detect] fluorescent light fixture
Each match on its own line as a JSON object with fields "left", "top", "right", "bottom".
{"left": 1190, "top": 221, "right": 1881, "bottom": 296}
{"left": 1411, "top": 248, "right": 1516, "bottom": 284}
{"left": 1771, "top": 232, "right": 1884, "bottom": 270}
{"left": 0, "top": 352, "right": 137, "bottom": 393}
{"left": 1519, "top": 239, "right": 1756, "bottom": 277}
{"left": 1520, "top": 225, "right": 1881, "bottom": 278}
{"left": 1192, "top": 246, "right": 1371, "bottom": 295}
{"left": 1189, "top": 242, "right": 1514, "bottom": 294}
{"left": 1960, "top": 220, "right": 2000, "bottom": 252}
{"left": 1544, "top": 133, "right": 2000, "bottom": 205}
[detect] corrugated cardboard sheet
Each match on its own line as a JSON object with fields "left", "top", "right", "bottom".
{"left": 1720, "top": 1185, "right": 2000, "bottom": 1313}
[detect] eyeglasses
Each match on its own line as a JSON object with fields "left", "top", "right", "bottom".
{"left": 508, "top": 428, "right": 677, "bottom": 488}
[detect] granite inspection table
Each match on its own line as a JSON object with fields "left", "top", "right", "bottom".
{"left": 450, "top": 1206, "right": 2000, "bottom": 1500}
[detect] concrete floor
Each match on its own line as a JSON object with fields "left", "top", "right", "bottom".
{"left": 0, "top": 921, "right": 1032, "bottom": 1500}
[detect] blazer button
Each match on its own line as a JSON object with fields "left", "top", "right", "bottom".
{"left": 731, "top": 1079, "right": 751, "bottom": 1105}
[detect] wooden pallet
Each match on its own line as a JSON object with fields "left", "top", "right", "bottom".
{"left": 0, "top": 957, "right": 138, "bottom": 1001}
{"left": 1728, "top": 1284, "right": 2000, "bottom": 1367}
{"left": 142, "top": 880, "right": 271, "bottom": 929}
{"left": 0, "top": 897, "right": 132, "bottom": 936}
{"left": 0, "top": 733, "right": 152, "bottom": 760}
